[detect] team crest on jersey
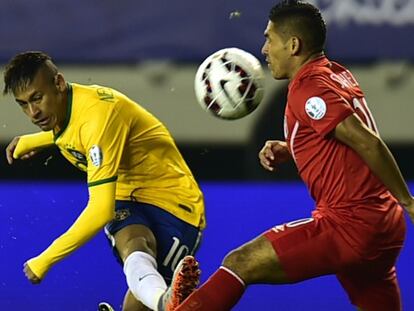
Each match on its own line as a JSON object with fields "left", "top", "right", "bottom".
{"left": 114, "top": 208, "right": 131, "bottom": 221}
{"left": 305, "top": 97, "right": 326, "bottom": 120}
{"left": 89, "top": 145, "right": 103, "bottom": 167}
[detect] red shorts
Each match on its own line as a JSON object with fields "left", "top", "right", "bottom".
{"left": 263, "top": 205, "right": 406, "bottom": 311}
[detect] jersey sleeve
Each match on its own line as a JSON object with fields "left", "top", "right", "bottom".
{"left": 291, "top": 79, "right": 354, "bottom": 137}
{"left": 26, "top": 182, "right": 116, "bottom": 279}
{"left": 13, "top": 131, "right": 54, "bottom": 159}
{"left": 80, "top": 106, "right": 129, "bottom": 187}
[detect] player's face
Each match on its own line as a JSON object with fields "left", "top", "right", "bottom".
{"left": 14, "top": 68, "right": 67, "bottom": 131}
{"left": 261, "top": 21, "right": 291, "bottom": 80}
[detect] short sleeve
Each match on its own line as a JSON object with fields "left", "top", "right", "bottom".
{"left": 290, "top": 81, "right": 354, "bottom": 137}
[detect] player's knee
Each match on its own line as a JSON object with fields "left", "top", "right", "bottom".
{"left": 118, "top": 236, "right": 156, "bottom": 262}
{"left": 114, "top": 225, "right": 157, "bottom": 262}
{"left": 222, "top": 236, "right": 284, "bottom": 284}
{"left": 222, "top": 247, "right": 252, "bottom": 283}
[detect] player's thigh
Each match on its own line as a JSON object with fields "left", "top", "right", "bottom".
{"left": 105, "top": 201, "right": 158, "bottom": 262}
{"left": 148, "top": 205, "right": 202, "bottom": 284}
{"left": 122, "top": 289, "right": 150, "bottom": 311}
{"left": 256, "top": 217, "right": 356, "bottom": 284}
{"left": 223, "top": 234, "right": 286, "bottom": 284}
{"left": 336, "top": 215, "right": 404, "bottom": 311}
{"left": 113, "top": 224, "right": 158, "bottom": 261}
{"left": 338, "top": 268, "right": 401, "bottom": 311}
{"left": 337, "top": 257, "right": 402, "bottom": 311}
{"left": 104, "top": 200, "right": 201, "bottom": 283}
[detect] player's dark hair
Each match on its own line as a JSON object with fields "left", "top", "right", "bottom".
{"left": 269, "top": 0, "right": 326, "bottom": 55}
{"left": 3, "top": 51, "right": 58, "bottom": 95}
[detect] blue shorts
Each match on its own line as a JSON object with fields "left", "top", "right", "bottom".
{"left": 104, "top": 200, "right": 202, "bottom": 284}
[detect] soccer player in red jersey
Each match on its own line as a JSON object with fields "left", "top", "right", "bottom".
{"left": 173, "top": 1, "right": 414, "bottom": 311}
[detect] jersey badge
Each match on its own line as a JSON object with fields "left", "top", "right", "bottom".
{"left": 89, "top": 145, "right": 103, "bottom": 167}
{"left": 305, "top": 97, "right": 326, "bottom": 120}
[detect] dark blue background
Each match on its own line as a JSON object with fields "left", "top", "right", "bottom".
{"left": 1, "top": 181, "right": 413, "bottom": 310}
{"left": 0, "top": 0, "right": 413, "bottom": 63}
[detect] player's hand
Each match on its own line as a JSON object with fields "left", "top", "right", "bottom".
{"left": 258, "top": 140, "right": 291, "bottom": 171}
{"left": 23, "top": 262, "right": 42, "bottom": 284}
{"left": 5, "top": 136, "right": 38, "bottom": 164}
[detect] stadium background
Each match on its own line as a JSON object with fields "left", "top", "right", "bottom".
{"left": 0, "top": 0, "right": 413, "bottom": 310}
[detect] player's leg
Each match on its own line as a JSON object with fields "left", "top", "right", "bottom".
{"left": 146, "top": 205, "right": 202, "bottom": 310}
{"left": 336, "top": 236, "right": 404, "bottom": 311}
{"left": 105, "top": 200, "right": 167, "bottom": 311}
{"left": 338, "top": 265, "right": 402, "bottom": 311}
{"left": 122, "top": 289, "right": 150, "bottom": 311}
{"left": 158, "top": 255, "right": 200, "bottom": 311}
{"left": 172, "top": 235, "right": 285, "bottom": 311}
{"left": 223, "top": 234, "right": 287, "bottom": 283}
{"left": 336, "top": 204, "right": 405, "bottom": 311}
{"left": 114, "top": 223, "right": 167, "bottom": 311}
{"left": 120, "top": 252, "right": 200, "bottom": 311}
{"left": 105, "top": 201, "right": 201, "bottom": 311}
{"left": 175, "top": 217, "right": 344, "bottom": 311}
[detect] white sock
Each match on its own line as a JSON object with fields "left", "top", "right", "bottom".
{"left": 123, "top": 251, "right": 167, "bottom": 310}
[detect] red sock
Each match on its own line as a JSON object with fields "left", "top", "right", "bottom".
{"left": 176, "top": 266, "right": 245, "bottom": 311}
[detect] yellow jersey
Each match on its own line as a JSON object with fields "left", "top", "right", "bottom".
{"left": 55, "top": 83, "right": 205, "bottom": 228}
{"left": 14, "top": 82, "right": 205, "bottom": 279}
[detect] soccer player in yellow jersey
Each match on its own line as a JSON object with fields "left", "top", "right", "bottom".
{"left": 3, "top": 51, "right": 203, "bottom": 311}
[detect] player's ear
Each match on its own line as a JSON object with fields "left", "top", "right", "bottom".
{"left": 290, "top": 36, "right": 301, "bottom": 56}
{"left": 54, "top": 73, "right": 66, "bottom": 92}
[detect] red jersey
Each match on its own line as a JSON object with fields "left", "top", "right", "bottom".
{"left": 262, "top": 57, "right": 406, "bottom": 307}
{"left": 285, "top": 56, "right": 395, "bottom": 209}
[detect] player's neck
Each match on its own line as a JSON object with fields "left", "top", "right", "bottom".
{"left": 289, "top": 51, "right": 325, "bottom": 81}
{"left": 54, "top": 88, "right": 69, "bottom": 133}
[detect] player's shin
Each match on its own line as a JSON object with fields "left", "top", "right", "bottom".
{"left": 124, "top": 251, "right": 167, "bottom": 310}
{"left": 175, "top": 266, "right": 245, "bottom": 311}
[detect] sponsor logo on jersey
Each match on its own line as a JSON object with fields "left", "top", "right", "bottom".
{"left": 305, "top": 97, "right": 326, "bottom": 120}
{"left": 67, "top": 148, "right": 87, "bottom": 163}
{"left": 89, "top": 145, "right": 103, "bottom": 167}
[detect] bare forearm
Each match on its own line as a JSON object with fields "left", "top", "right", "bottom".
{"left": 335, "top": 113, "right": 414, "bottom": 222}
{"left": 354, "top": 137, "right": 412, "bottom": 206}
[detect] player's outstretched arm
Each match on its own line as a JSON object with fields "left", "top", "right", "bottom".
{"left": 23, "top": 262, "right": 41, "bottom": 284}
{"left": 6, "top": 131, "right": 54, "bottom": 164}
{"left": 6, "top": 136, "right": 23, "bottom": 164}
{"left": 24, "top": 181, "right": 116, "bottom": 282}
{"left": 258, "top": 140, "right": 291, "bottom": 171}
{"left": 334, "top": 113, "right": 414, "bottom": 222}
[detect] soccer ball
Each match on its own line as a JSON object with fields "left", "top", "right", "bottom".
{"left": 194, "top": 47, "right": 265, "bottom": 120}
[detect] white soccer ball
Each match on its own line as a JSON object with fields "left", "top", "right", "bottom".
{"left": 194, "top": 47, "right": 265, "bottom": 120}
